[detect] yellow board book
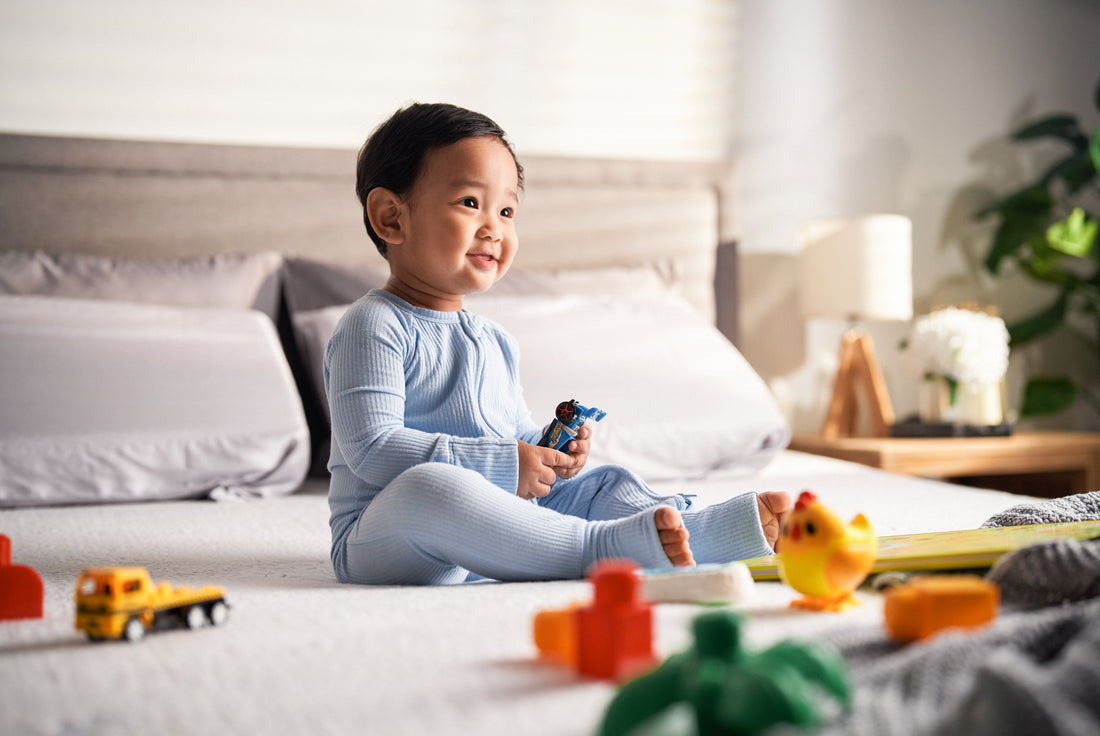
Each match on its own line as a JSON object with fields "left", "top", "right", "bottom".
{"left": 744, "top": 519, "right": 1100, "bottom": 581}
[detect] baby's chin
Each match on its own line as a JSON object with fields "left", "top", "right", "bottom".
{"left": 479, "top": 268, "right": 512, "bottom": 291}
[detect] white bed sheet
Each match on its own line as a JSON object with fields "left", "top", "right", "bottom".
{"left": 0, "top": 450, "right": 1033, "bottom": 736}
{"left": 660, "top": 449, "right": 1025, "bottom": 538}
{"left": 0, "top": 296, "right": 310, "bottom": 506}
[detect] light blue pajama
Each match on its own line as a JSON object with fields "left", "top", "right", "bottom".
{"left": 325, "top": 290, "right": 771, "bottom": 585}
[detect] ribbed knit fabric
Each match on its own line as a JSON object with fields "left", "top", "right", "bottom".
{"left": 803, "top": 598, "right": 1100, "bottom": 736}
{"left": 988, "top": 539, "right": 1100, "bottom": 608}
{"left": 979, "top": 492, "right": 1100, "bottom": 609}
{"left": 340, "top": 464, "right": 669, "bottom": 584}
{"left": 324, "top": 291, "right": 771, "bottom": 584}
{"left": 542, "top": 464, "right": 771, "bottom": 564}
{"left": 980, "top": 491, "right": 1100, "bottom": 528}
{"left": 326, "top": 291, "right": 539, "bottom": 529}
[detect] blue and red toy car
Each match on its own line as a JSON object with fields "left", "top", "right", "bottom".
{"left": 539, "top": 400, "right": 607, "bottom": 451}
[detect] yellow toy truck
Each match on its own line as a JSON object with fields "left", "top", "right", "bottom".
{"left": 75, "top": 566, "right": 229, "bottom": 642}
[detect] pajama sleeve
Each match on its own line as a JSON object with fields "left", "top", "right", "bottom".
{"left": 325, "top": 302, "right": 521, "bottom": 493}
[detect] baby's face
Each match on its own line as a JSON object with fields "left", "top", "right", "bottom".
{"left": 388, "top": 136, "right": 520, "bottom": 311}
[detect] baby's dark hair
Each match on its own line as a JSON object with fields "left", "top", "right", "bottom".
{"left": 355, "top": 102, "right": 524, "bottom": 257}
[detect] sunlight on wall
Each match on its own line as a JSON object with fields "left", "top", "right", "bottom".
{"left": 0, "top": 0, "right": 737, "bottom": 160}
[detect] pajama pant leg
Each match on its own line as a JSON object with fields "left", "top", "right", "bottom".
{"left": 338, "top": 463, "right": 673, "bottom": 585}
{"left": 680, "top": 493, "right": 773, "bottom": 563}
{"left": 540, "top": 465, "right": 692, "bottom": 520}
{"left": 541, "top": 465, "right": 773, "bottom": 564}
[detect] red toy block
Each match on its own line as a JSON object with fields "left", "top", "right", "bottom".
{"left": 577, "top": 559, "right": 656, "bottom": 681}
{"left": 0, "top": 534, "right": 44, "bottom": 621}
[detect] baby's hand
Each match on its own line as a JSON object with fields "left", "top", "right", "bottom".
{"left": 757, "top": 491, "right": 793, "bottom": 551}
{"left": 556, "top": 424, "right": 592, "bottom": 480}
{"left": 516, "top": 441, "right": 576, "bottom": 500}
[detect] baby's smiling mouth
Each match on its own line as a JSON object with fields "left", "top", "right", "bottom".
{"left": 469, "top": 253, "right": 497, "bottom": 266}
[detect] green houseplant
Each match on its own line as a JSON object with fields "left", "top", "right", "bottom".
{"left": 976, "top": 78, "right": 1100, "bottom": 420}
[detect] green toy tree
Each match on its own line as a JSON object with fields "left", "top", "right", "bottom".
{"left": 597, "top": 610, "right": 850, "bottom": 736}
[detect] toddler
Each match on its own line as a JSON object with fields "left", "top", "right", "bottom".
{"left": 326, "top": 102, "right": 791, "bottom": 585}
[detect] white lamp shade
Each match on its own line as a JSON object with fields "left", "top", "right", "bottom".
{"left": 798, "top": 214, "right": 913, "bottom": 322}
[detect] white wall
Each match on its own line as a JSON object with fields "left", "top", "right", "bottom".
{"left": 3, "top": 0, "right": 1098, "bottom": 431}
{"left": 733, "top": 0, "right": 1100, "bottom": 432}
{"left": 0, "top": 0, "right": 736, "bottom": 160}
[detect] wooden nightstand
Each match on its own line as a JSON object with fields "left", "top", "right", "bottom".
{"left": 788, "top": 431, "right": 1100, "bottom": 498}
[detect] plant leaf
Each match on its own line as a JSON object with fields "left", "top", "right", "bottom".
{"left": 984, "top": 211, "right": 1054, "bottom": 274}
{"left": 1047, "top": 208, "right": 1098, "bottom": 257}
{"left": 1007, "top": 293, "right": 1068, "bottom": 346}
{"left": 985, "top": 221, "right": 1026, "bottom": 273}
{"left": 945, "top": 376, "right": 959, "bottom": 406}
{"left": 1039, "top": 150, "right": 1098, "bottom": 193}
{"left": 979, "top": 185, "right": 1054, "bottom": 274}
{"left": 1013, "top": 114, "right": 1088, "bottom": 148}
{"left": 1019, "top": 376, "right": 1077, "bottom": 418}
{"left": 1090, "top": 124, "right": 1100, "bottom": 174}
{"left": 976, "top": 184, "right": 1052, "bottom": 220}
{"left": 1019, "top": 255, "right": 1074, "bottom": 288}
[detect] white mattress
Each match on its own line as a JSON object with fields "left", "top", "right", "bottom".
{"left": 0, "top": 296, "right": 310, "bottom": 506}
{"left": 0, "top": 450, "right": 1031, "bottom": 736}
{"left": 663, "top": 449, "right": 1022, "bottom": 537}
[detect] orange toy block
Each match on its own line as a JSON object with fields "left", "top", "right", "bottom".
{"left": 0, "top": 534, "right": 44, "bottom": 621}
{"left": 884, "top": 575, "right": 999, "bottom": 643}
{"left": 576, "top": 559, "right": 656, "bottom": 681}
{"left": 532, "top": 602, "right": 582, "bottom": 665}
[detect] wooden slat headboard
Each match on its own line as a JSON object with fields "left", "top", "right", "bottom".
{"left": 0, "top": 133, "right": 730, "bottom": 321}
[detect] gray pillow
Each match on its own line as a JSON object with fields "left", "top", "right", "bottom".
{"left": 0, "top": 250, "right": 284, "bottom": 319}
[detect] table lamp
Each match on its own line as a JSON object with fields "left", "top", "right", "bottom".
{"left": 799, "top": 214, "right": 913, "bottom": 439}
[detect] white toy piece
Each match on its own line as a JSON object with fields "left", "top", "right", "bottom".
{"left": 640, "top": 562, "right": 755, "bottom": 605}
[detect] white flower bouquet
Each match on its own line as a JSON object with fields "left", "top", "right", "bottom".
{"left": 900, "top": 306, "right": 1010, "bottom": 425}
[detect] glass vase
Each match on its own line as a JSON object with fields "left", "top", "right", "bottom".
{"left": 919, "top": 376, "right": 1005, "bottom": 426}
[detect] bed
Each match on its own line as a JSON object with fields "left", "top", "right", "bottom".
{"left": 1, "top": 133, "right": 1095, "bottom": 736}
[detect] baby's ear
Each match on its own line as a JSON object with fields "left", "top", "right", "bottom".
{"left": 366, "top": 187, "right": 405, "bottom": 246}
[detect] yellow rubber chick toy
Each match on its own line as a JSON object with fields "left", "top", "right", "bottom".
{"left": 777, "top": 491, "right": 877, "bottom": 612}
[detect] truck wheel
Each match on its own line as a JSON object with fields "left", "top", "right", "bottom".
{"left": 185, "top": 605, "right": 206, "bottom": 630}
{"left": 208, "top": 600, "right": 229, "bottom": 626}
{"left": 123, "top": 617, "right": 145, "bottom": 643}
{"left": 555, "top": 401, "right": 577, "bottom": 422}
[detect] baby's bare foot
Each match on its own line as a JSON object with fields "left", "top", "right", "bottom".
{"left": 757, "top": 491, "right": 793, "bottom": 551}
{"left": 654, "top": 506, "right": 694, "bottom": 567}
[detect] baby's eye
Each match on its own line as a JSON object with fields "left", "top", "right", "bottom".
{"left": 461, "top": 197, "right": 478, "bottom": 209}
{"left": 500, "top": 207, "right": 514, "bottom": 218}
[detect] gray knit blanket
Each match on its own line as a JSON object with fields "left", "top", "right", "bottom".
{"left": 787, "top": 492, "right": 1100, "bottom": 736}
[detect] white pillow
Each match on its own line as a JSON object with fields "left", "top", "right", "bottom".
{"left": 468, "top": 292, "right": 789, "bottom": 479}
{"left": 295, "top": 291, "right": 788, "bottom": 481}
{"left": 0, "top": 296, "right": 310, "bottom": 506}
{"left": 492, "top": 265, "right": 670, "bottom": 299}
